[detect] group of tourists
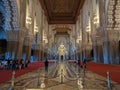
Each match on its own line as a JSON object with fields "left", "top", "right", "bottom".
{"left": 0, "top": 58, "right": 30, "bottom": 70}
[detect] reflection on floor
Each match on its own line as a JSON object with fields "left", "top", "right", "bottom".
{"left": 0, "top": 60, "right": 120, "bottom": 90}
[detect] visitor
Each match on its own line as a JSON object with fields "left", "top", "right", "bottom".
{"left": 77, "top": 59, "right": 81, "bottom": 74}
{"left": 0, "top": 60, "right": 2, "bottom": 69}
{"left": 12, "top": 59, "right": 16, "bottom": 71}
{"left": 25, "top": 59, "right": 28, "bottom": 67}
{"left": 21, "top": 59, "right": 24, "bottom": 69}
{"left": 7, "top": 59, "right": 10, "bottom": 69}
{"left": 78, "top": 60, "right": 80, "bottom": 66}
{"left": 44, "top": 58, "right": 48, "bottom": 73}
{"left": 83, "top": 58, "right": 87, "bottom": 68}
{"left": 73, "top": 60, "right": 77, "bottom": 69}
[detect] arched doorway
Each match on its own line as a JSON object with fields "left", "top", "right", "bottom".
{"left": 57, "top": 44, "right": 66, "bottom": 60}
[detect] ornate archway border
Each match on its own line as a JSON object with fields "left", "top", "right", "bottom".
{"left": 2, "top": 0, "right": 19, "bottom": 31}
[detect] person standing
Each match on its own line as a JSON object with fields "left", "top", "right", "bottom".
{"left": 83, "top": 58, "right": 87, "bottom": 68}
{"left": 77, "top": 59, "right": 81, "bottom": 74}
{"left": 44, "top": 58, "right": 48, "bottom": 73}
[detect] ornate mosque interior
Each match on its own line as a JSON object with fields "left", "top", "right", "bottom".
{"left": 0, "top": 0, "right": 120, "bottom": 90}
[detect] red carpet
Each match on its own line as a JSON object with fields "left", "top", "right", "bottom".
{"left": 87, "top": 62, "right": 120, "bottom": 84}
{"left": 0, "top": 61, "right": 120, "bottom": 84}
{"left": 69, "top": 61, "right": 120, "bottom": 84}
{"left": 0, "top": 61, "right": 45, "bottom": 84}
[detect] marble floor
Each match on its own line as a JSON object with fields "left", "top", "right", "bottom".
{"left": 0, "top": 60, "right": 120, "bottom": 90}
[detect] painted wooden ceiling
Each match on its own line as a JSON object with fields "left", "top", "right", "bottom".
{"left": 40, "top": 0, "right": 85, "bottom": 24}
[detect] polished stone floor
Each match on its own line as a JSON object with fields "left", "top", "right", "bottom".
{"left": 0, "top": 60, "right": 120, "bottom": 90}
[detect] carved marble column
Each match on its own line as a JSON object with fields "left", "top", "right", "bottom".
{"left": 94, "top": 36, "right": 103, "bottom": 63}
{"left": 23, "top": 35, "right": 34, "bottom": 61}
{"left": 39, "top": 42, "right": 43, "bottom": 61}
{"left": 80, "top": 42, "right": 85, "bottom": 61}
{"left": 108, "top": 30, "right": 119, "bottom": 64}
{"left": 102, "top": 0, "right": 120, "bottom": 64}
{"left": 79, "top": 44, "right": 82, "bottom": 61}
{"left": 40, "top": 11, "right": 44, "bottom": 61}
{"left": 84, "top": 43, "right": 92, "bottom": 58}
{"left": 102, "top": 30, "right": 120, "bottom": 64}
{"left": 16, "top": 29, "right": 26, "bottom": 61}
{"left": 6, "top": 30, "right": 19, "bottom": 60}
{"left": 6, "top": 29, "right": 26, "bottom": 61}
{"left": 33, "top": 44, "right": 40, "bottom": 61}
{"left": 40, "top": 40, "right": 43, "bottom": 61}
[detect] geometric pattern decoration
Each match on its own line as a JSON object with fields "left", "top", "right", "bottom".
{"left": 1, "top": 0, "right": 19, "bottom": 31}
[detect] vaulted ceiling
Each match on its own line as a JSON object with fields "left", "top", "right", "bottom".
{"left": 40, "top": 0, "right": 85, "bottom": 24}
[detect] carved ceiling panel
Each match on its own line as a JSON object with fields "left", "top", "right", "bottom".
{"left": 40, "top": 0, "right": 85, "bottom": 24}
{"left": 50, "top": 0, "right": 75, "bottom": 13}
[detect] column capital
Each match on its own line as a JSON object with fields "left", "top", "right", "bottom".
{"left": 23, "top": 34, "right": 34, "bottom": 46}
{"left": 6, "top": 30, "right": 19, "bottom": 41}
{"left": 102, "top": 30, "right": 120, "bottom": 42}
{"left": 33, "top": 44, "right": 40, "bottom": 50}
{"left": 85, "top": 44, "right": 92, "bottom": 50}
{"left": 6, "top": 28, "right": 27, "bottom": 41}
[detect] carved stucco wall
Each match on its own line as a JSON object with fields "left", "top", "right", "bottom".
{"left": 48, "top": 24, "right": 76, "bottom": 57}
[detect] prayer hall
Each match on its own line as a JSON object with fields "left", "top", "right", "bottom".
{"left": 0, "top": 0, "right": 120, "bottom": 90}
